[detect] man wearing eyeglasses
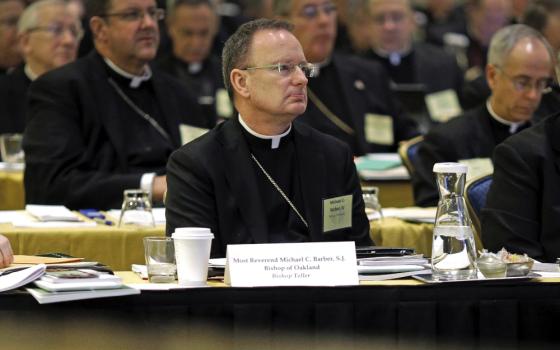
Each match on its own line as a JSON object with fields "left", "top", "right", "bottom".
{"left": 165, "top": 19, "right": 371, "bottom": 258}
{"left": 412, "top": 24, "right": 554, "bottom": 207}
{"left": 272, "top": 0, "right": 419, "bottom": 156}
{"left": 0, "top": 0, "right": 81, "bottom": 135}
{"left": 0, "top": 0, "right": 24, "bottom": 75}
{"left": 22, "top": 0, "right": 210, "bottom": 210}
{"left": 157, "top": 0, "right": 233, "bottom": 123}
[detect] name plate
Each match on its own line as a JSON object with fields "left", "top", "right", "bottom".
{"left": 225, "top": 242, "right": 358, "bottom": 287}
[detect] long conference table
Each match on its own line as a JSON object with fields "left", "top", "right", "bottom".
{"left": 1, "top": 271, "right": 559, "bottom": 348}
{"left": 2, "top": 217, "right": 433, "bottom": 271}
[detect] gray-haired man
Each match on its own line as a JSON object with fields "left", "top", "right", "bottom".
{"left": 413, "top": 24, "right": 554, "bottom": 206}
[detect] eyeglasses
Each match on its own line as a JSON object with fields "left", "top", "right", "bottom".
{"left": 27, "top": 24, "right": 84, "bottom": 40}
{"left": 0, "top": 16, "right": 19, "bottom": 28}
{"left": 243, "top": 62, "right": 318, "bottom": 78}
{"left": 371, "top": 11, "right": 407, "bottom": 25}
{"left": 496, "top": 66, "right": 552, "bottom": 93}
{"left": 100, "top": 8, "right": 165, "bottom": 22}
{"left": 299, "top": 2, "right": 337, "bottom": 19}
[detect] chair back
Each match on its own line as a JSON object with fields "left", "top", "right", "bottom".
{"left": 398, "top": 135, "right": 424, "bottom": 176}
{"left": 464, "top": 172, "right": 493, "bottom": 250}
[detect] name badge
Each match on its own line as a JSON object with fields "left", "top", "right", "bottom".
{"left": 425, "top": 89, "right": 462, "bottom": 122}
{"left": 365, "top": 114, "right": 394, "bottom": 145}
{"left": 216, "top": 89, "right": 233, "bottom": 118}
{"left": 323, "top": 194, "right": 352, "bottom": 233}
{"left": 458, "top": 158, "right": 494, "bottom": 182}
{"left": 180, "top": 124, "right": 209, "bottom": 145}
{"left": 224, "top": 242, "right": 359, "bottom": 287}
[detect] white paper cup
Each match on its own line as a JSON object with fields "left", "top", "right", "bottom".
{"left": 172, "top": 227, "right": 214, "bottom": 286}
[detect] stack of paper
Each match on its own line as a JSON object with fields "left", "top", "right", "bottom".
{"left": 0, "top": 264, "right": 46, "bottom": 292}
{"left": 8, "top": 205, "right": 97, "bottom": 228}
{"left": 27, "top": 269, "right": 140, "bottom": 304}
{"left": 382, "top": 207, "right": 437, "bottom": 223}
{"left": 357, "top": 255, "right": 431, "bottom": 281}
{"left": 354, "top": 153, "right": 410, "bottom": 180}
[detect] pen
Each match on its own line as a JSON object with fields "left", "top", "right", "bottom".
{"left": 93, "top": 217, "right": 113, "bottom": 226}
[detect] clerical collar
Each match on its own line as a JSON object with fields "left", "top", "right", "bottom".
{"left": 103, "top": 57, "right": 152, "bottom": 88}
{"left": 373, "top": 45, "right": 412, "bottom": 66}
{"left": 486, "top": 99, "right": 527, "bottom": 134}
{"left": 311, "top": 56, "right": 332, "bottom": 77}
{"left": 238, "top": 114, "right": 292, "bottom": 149}
{"left": 188, "top": 62, "right": 202, "bottom": 74}
{"left": 24, "top": 64, "right": 38, "bottom": 81}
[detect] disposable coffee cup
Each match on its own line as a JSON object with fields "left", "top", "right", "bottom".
{"left": 172, "top": 227, "right": 214, "bottom": 286}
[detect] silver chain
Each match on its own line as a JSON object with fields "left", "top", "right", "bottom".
{"left": 108, "top": 78, "right": 172, "bottom": 143}
{"left": 250, "top": 153, "right": 309, "bottom": 228}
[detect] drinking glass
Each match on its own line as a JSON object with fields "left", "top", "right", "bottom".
{"left": 118, "top": 189, "right": 155, "bottom": 227}
{"left": 0, "top": 133, "right": 24, "bottom": 164}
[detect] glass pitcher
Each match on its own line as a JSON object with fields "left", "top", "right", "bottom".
{"left": 362, "top": 186, "right": 383, "bottom": 221}
{"left": 431, "top": 163, "right": 477, "bottom": 280}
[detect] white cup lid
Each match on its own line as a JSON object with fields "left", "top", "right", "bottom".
{"left": 172, "top": 227, "right": 214, "bottom": 239}
{"left": 433, "top": 162, "right": 468, "bottom": 174}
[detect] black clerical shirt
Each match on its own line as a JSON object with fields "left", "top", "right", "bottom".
{"left": 240, "top": 127, "right": 309, "bottom": 243}
{"left": 306, "top": 62, "right": 358, "bottom": 154}
{"left": 104, "top": 62, "right": 175, "bottom": 175}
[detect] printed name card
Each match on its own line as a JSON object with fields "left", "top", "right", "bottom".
{"left": 224, "top": 242, "right": 358, "bottom": 287}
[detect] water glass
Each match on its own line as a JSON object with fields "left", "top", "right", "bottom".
{"left": 143, "top": 236, "right": 176, "bottom": 283}
{"left": 362, "top": 186, "right": 383, "bottom": 220}
{"left": 0, "top": 133, "right": 24, "bottom": 164}
{"left": 118, "top": 189, "right": 155, "bottom": 227}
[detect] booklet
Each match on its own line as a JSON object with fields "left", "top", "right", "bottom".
{"left": 0, "top": 264, "right": 46, "bottom": 292}
{"left": 26, "top": 285, "right": 140, "bottom": 304}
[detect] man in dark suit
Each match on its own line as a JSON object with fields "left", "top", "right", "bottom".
{"left": 165, "top": 19, "right": 371, "bottom": 258}
{"left": 0, "top": 0, "right": 24, "bottom": 75}
{"left": 413, "top": 24, "right": 554, "bottom": 206}
{"left": 481, "top": 112, "right": 560, "bottom": 263}
{"left": 364, "top": 0, "right": 463, "bottom": 101}
{"left": 23, "top": 0, "right": 210, "bottom": 210}
{"left": 156, "top": 0, "right": 233, "bottom": 123}
{"left": 272, "top": 0, "right": 418, "bottom": 155}
{"left": 0, "top": 0, "right": 82, "bottom": 135}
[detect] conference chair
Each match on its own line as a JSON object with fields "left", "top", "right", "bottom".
{"left": 464, "top": 172, "right": 493, "bottom": 250}
{"left": 398, "top": 135, "right": 424, "bottom": 176}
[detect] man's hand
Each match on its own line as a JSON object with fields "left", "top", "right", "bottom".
{"left": 0, "top": 234, "right": 14, "bottom": 268}
{"left": 152, "top": 175, "right": 167, "bottom": 202}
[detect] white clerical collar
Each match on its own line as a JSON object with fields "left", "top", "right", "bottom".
{"left": 373, "top": 45, "right": 412, "bottom": 66}
{"left": 24, "top": 64, "right": 39, "bottom": 81}
{"left": 188, "top": 62, "right": 202, "bottom": 74}
{"left": 486, "top": 99, "right": 526, "bottom": 134}
{"left": 311, "top": 56, "right": 331, "bottom": 77}
{"left": 103, "top": 57, "right": 152, "bottom": 88}
{"left": 238, "top": 114, "right": 292, "bottom": 149}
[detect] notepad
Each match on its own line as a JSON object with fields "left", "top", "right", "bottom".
{"left": 355, "top": 156, "right": 402, "bottom": 171}
{"left": 26, "top": 205, "right": 80, "bottom": 222}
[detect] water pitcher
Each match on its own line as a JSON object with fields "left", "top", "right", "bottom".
{"left": 431, "top": 163, "right": 477, "bottom": 280}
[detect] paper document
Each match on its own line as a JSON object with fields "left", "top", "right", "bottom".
{"left": 382, "top": 207, "right": 437, "bottom": 223}
{"left": 26, "top": 205, "right": 80, "bottom": 221}
{"left": 107, "top": 207, "right": 165, "bottom": 224}
{"left": 355, "top": 153, "right": 409, "bottom": 180}
{"left": 0, "top": 264, "right": 46, "bottom": 292}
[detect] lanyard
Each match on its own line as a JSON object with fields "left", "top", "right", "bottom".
{"left": 250, "top": 153, "right": 309, "bottom": 228}
{"left": 108, "top": 78, "right": 172, "bottom": 143}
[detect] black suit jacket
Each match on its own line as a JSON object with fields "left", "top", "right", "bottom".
{"left": 297, "top": 53, "right": 418, "bottom": 155}
{"left": 165, "top": 117, "right": 372, "bottom": 258}
{"left": 23, "top": 51, "right": 208, "bottom": 209}
{"left": 0, "top": 65, "right": 29, "bottom": 134}
{"left": 481, "top": 113, "right": 560, "bottom": 262}
{"left": 364, "top": 43, "right": 463, "bottom": 95}
{"left": 413, "top": 106, "right": 503, "bottom": 206}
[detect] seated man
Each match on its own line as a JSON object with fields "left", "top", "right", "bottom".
{"left": 481, "top": 111, "right": 560, "bottom": 263}
{"left": 165, "top": 19, "right": 371, "bottom": 258}
{"left": 0, "top": 0, "right": 24, "bottom": 75}
{"left": 0, "top": 234, "right": 13, "bottom": 268}
{"left": 0, "top": 0, "right": 82, "bottom": 134}
{"left": 157, "top": 0, "right": 233, "bottom": 122}
{"left": 364, "top": 0, "right": 464, "bottom": 105}
{"left": 23, "top": 0, "right": 211, "bottom": 210}
{"left": 413, "top": 24, "right": 554, "bottom": 206}
{"left": 273, "top": 0, "right": 418, "bottom": 156}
